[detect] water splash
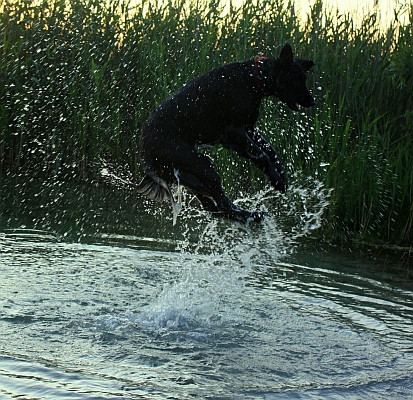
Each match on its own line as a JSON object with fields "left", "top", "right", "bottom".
{"left": 98, "top": 161, "right": 332, "bottom": 333}
{"left": 138, "top": 174, "right": 332, "bottom": 334}
{"left": 99, "top": 161, "right": 138, "bottom": 190}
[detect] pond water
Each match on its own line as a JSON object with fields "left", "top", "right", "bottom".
{"left": 0, "top": 175, "right": 412, "bottom": 399}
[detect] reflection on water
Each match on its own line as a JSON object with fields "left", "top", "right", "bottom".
{"left": 0, "top": 176, "right": 412, "bottom": 399}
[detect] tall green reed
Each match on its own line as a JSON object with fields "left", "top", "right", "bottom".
{"left": 0, "top": 0, "right": 412, "bottom": 245}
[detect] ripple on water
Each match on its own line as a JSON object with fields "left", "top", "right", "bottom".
{"left": 0, "top": 184, "right": 412, "bottom": 399}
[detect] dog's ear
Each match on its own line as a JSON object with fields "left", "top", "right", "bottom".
{"left": 298, "top": 59, "right": 315, "bottom": 72}
{"left": 279, "top": 43, "right": 294, "bottom": 67}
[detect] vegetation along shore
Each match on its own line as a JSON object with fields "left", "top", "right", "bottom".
{"left": 1, "top": 0, "right": 412, "bottom": 249}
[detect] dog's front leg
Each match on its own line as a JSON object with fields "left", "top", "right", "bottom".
{"left": 247, "top": 127, "right": 286, "bottom": 181}
{"left": 222, "top": 127, "right": 287, "bottom": 193}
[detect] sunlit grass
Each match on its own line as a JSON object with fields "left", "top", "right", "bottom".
{"left": 1, "top": 0, "right": 412, "bottom": 246}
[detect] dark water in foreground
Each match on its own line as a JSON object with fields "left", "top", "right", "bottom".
{"left": 0, "top": 177, "right": 412, "bottom": 399}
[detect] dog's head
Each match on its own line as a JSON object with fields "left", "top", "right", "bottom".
{"left": 263, "top": 44, "right": 316, "bottom": 111}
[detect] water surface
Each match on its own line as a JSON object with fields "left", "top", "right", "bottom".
{"left": 1, "top": 177, "right": 412, "bottom": 399}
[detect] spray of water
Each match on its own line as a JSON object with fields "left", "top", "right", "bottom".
{"left": 135, "top": 174, "right": 332, "bottom": 334}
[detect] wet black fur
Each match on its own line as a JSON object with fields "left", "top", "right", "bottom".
{"left": 138, "top": 43, "right": 315, "bottom": 223}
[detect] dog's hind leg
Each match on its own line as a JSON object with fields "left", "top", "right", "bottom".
{"left": 177, "top": 152, "right": 264, "bottom": 223}
{"left": 193, "top": 191, "right": 264, "bottom": 222}
{"left": 194, "top": 193, "right": 265, "bottom": 222}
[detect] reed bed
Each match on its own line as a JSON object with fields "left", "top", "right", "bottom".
{"left": 1, "top": 0, "right": 412, "bottom": 246}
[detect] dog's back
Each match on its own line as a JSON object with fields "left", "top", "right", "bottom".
{"left": 141, "top": 61, "right": 263, "bottom": 147}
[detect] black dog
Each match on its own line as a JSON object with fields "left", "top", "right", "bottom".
{"left": 137, "top": 43, "right": 315, "bottom": 223}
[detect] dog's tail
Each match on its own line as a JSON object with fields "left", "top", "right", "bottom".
{"left": 136, "top": 170, "right": 182, "bottom": 225}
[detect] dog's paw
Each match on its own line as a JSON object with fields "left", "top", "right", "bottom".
{"left": 246, "top": 211, "right": 267, "bottom": 223}
{"left": 211, "top": 204, "right": 267, "bottom": 223}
